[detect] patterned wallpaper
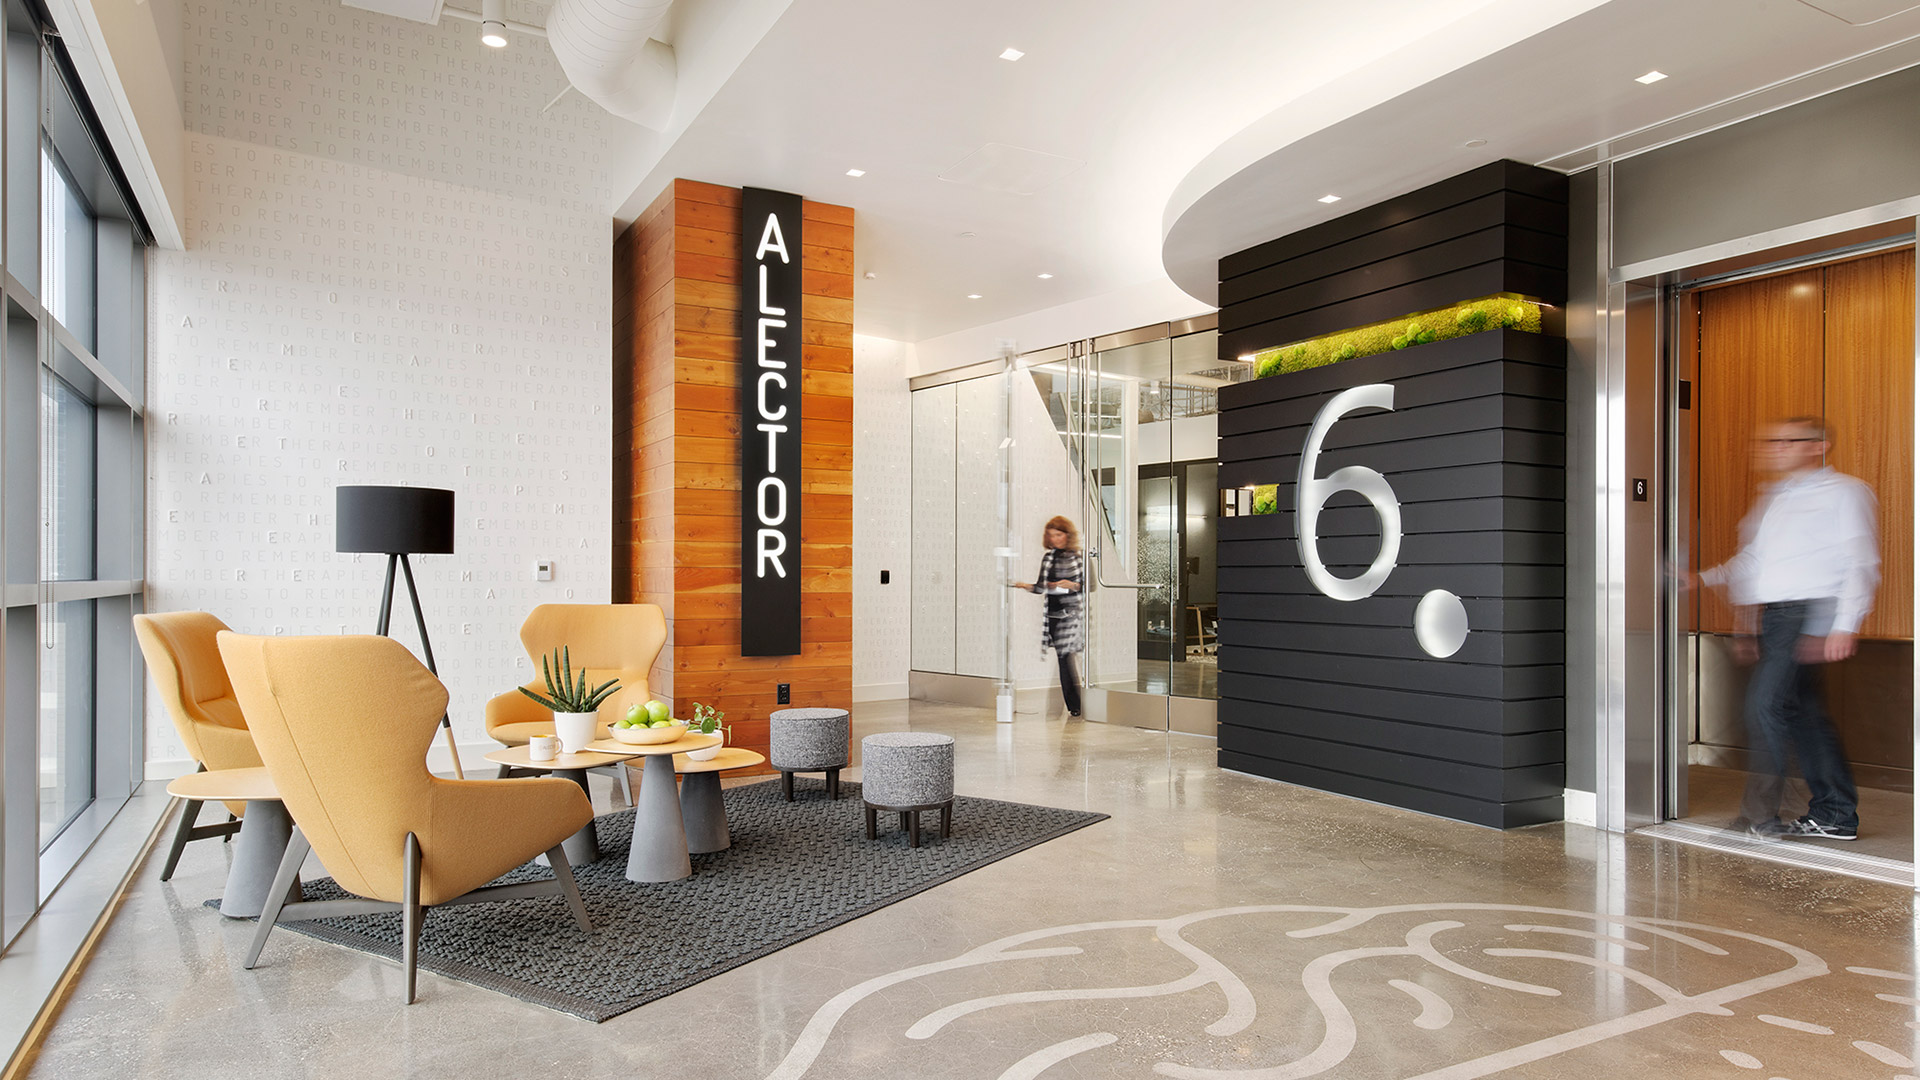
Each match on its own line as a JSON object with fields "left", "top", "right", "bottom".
{"left": 147, "top": 0, "right": 616, "bottom": 766}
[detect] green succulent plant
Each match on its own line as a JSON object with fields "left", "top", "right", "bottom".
{"left": 518, "top": 646, "right": 621, "bottom": 714}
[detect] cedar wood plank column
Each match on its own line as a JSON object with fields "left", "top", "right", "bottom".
{"left": 613, "top": 180, "right": 855, "bottom": 773}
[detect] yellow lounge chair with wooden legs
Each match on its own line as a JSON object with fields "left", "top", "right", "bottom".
{"left": 218, "top": 632, "right": 594, "bottom": 1004}
{"left": 484, "top": 604, "right": 667, "bottom": 801}
{"left": 133, "top": 612, "right": 263, "bottom": 880}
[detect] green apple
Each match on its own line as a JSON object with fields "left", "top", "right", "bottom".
{"left": 645, "top": 699, "right": 671, "bottom": 724}
{"left": 626, "top": 703, "right": 644, "bottom": 724}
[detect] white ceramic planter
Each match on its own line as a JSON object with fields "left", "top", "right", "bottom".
{"left": 553, "top": 711, "right": 600, "bottom": 753}
{"left": 685, "top": 727, "right": 725, "bottom": 761}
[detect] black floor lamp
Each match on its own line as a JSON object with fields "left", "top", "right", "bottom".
{"left": 336, "top": 484, "right": 464, "bottom": 778}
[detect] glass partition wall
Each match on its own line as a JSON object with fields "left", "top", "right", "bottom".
{"left": 0, "top": 0, "right": 151, "bottom": 950}
{"left": 909, "top": 316, "right": 1239, "bottom": 734}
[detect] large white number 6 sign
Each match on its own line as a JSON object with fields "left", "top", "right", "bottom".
{"left": 1296, "top": 383, "right": 1401, "bottom": 602}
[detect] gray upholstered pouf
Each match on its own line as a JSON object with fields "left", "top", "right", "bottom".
{"left": 860, "top": 732, "right": 956, "bottom": 808}
{"left": 768, "top": 708, "right": 851, "bottom": 770}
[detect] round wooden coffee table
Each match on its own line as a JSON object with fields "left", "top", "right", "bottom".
{"left": 483, "top": 745, "right": 641, "bottom": 865}
{"left": 165, "top": 767, "right": 296, "bottom": 919}
{"left": 582, "top": 733, "right": 719, "bottom": 882}
{"left": 673, "top": 748, "right": 767, "bottom": 853}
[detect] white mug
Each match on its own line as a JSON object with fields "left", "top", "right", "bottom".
{"left": 528, "top": 735, "right": 560, "bottom": 762}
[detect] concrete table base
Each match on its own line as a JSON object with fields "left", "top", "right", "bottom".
{"left": 551, "top": 768, "right": 602, "bottom": 866}
{"left": 680, "top": 772, "right": 730, "bottom": 854}
{"left": 627, "top": 754, "right": 693, "bottom": 882}
{"left": 220, "top": 800, "right": 302, "bottom": 918}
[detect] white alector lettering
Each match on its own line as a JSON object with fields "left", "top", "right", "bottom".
{"left": 757, "top": 423, "right": 787, "bottom": 470}
{"left": 758, "top": 264, "right": 786, "bottom": 316}
{"left": 758, "top": 371, "right": 788, "bottom": 421}
{"left": 757, "top": 318, "right": 788, "bottom": 368}
{"left": 757, "top": 477, "right": 788, "bottom": 526}
{"left": 755, "top": 213, "right": 791, "bottom": 264}
{"left": 750, "top": 207, "right": 796, "bottom": 589}
{"left": 757, "top": 527, "right": 788, "bottom": 578}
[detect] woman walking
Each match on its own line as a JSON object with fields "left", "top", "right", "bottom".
{"left": 1013, "top": 515, "right": 1085, "bottom": 718}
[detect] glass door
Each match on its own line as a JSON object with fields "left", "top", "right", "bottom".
{"left": 1037, "top": 319, "right": 1239, "bottom": 733}
{"left": 1076, "top": 332, "right": 1171, "bottom": 728}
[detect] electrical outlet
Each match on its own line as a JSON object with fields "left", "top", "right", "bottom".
{"left": 777, "top": 683, "right": 790, "bottom": 705}
{"left": 534, "top": 559, "right": 554, "bottom": 581}
{"left": 880, "top": 569, "right": 890, "bottom": 585}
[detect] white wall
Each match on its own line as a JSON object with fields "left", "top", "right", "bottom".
{"left": 853, "top": 334, "right": 913, "bottom": 700}
{"left": 145, "top": 0, "right": 617, "bottom": 774}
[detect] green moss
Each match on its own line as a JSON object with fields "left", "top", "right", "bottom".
{"left": 1251, "top": 485, "right": 1278, "bottom": 515}
{"left": 1250, "top": 295, "right": 1545, "bottom": 379}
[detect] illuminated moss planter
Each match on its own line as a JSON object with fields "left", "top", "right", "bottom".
{"left": 1250, "top": 295, "right": 1545, "bottom": 380}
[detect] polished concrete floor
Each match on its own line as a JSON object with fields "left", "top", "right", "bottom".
{"left": 1094, "top": 657, "right": 1218, "bottom": 699}
{"left": 24, "top": 701, "right": 1920, "bottom": 1079}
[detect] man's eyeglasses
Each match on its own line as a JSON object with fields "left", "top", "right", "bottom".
{"left": 1755, "top": 437, "right": 1821, "bottom": 445}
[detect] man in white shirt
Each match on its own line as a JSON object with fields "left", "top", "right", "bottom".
{"left": 1690, "top": 416, "right": 1876, "bottom": 842}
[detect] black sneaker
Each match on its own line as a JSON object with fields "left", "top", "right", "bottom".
{"left": 1786, "top": 817, "right": 1858, "bottom": 841}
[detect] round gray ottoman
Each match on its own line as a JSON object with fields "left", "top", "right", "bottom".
{"left": 769, "top": 707, "right": 851, "bottom": 801}
{"left": 860, "top": 732, "right": 956, "bottom": 847}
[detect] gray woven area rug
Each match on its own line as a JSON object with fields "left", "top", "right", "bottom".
{"left": 241, "top": 778, "right": 1106, "bottom": 1021}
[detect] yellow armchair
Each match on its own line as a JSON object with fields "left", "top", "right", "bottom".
{"left": 133, "top": 611, "right": 264, "bottom": 880}
{"left": 218, "top": 632, "right": 594, "bottom": 1004}
{"left": 485, "top": 603, "right": 668, "bottom": 747}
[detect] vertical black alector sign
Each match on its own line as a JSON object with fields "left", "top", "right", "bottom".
{"left": 739, "top": 187, "right": 804, "bottom": 656}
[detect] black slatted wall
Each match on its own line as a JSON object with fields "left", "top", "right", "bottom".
{"left": 1214, "top": 161, "right": 1569, "bottom": 829}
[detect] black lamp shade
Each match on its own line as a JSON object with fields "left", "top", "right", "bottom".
{"left": 335, "top": 486, "right": 456, "bottom": 554}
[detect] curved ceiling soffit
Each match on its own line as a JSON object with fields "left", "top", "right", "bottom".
{"left": 1157, "top": 0, "right": 1611, "bottom": 306}
{"left": 547, "top": 0, "right": 677, "bottom": 130}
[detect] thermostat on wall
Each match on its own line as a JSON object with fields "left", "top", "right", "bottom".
{"left": 535, "top": 560, "right": 554, "bottom": 582}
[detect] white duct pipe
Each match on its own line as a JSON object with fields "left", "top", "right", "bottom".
{"left": 546, "top": 0, "right": 678, "bottom": 130}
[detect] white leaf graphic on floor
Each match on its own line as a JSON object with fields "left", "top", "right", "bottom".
{"left": 765, "top": 904, "right": 1831, "bottom": 1080}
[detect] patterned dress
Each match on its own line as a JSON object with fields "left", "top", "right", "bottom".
{"left": 1027, "top": 548, "right": 1084, "bottom": 656}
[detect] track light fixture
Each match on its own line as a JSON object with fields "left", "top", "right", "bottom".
{"left": 480, "top": 0, "right": 508, "bottom": 48}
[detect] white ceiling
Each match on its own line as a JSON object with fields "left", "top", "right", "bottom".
{"left": 346, "top": 0, "right": 1920, "bottom": 346}
{"left": 1160, "top": 0, "right": 1920, "bottom": 305}
{"left": 616, "top": 0, "right": 1617, "bottom": 343}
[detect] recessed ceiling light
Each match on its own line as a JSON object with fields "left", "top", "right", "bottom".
{"left": 999, "top": 47, "right": 1024, "bottom": 61}
{"left": 1463, "top": 138, "right": 1487, "bottom": 148}
{"left": 1317, "top": 194, "right": 1342, "bottom": 204}
{"left": 1237, "top": 354, "right": 1256, "bottom": 363}
{"left": 845, "top": 168, "right": 865, "bottom": 177}
{"left": 1037, "top": 273, "right": 1053, "bottom": 279}
{"left": 967, "top": 294, "right": 983, "bottom": 300}
{"left": 958, "top": 231, "right": 977, "bottom": 239}
{"left": 863, "top": 271, "right": 877, "bottom": 280}
{"left": 1635, "top": 70, "right": 1668, "bottom": 84}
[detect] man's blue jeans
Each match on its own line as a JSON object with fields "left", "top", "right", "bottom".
{"left": 1739, "top": 601, "right": 1860, "bottom": 831}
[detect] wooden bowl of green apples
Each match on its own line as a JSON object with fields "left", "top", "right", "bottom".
{"left": 608, "top": 699, "right": 686, "bottom": 744}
